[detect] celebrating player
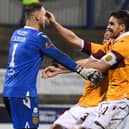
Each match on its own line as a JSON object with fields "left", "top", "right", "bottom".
{"left": 44, "top": 10, "right": 129, "bottom": 129}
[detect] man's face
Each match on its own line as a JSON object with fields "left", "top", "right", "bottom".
{"left": 107, "top": 16, "right": 124, "bottom": 39}
{"left": 36, "top": 7, "right": 47, "bottom": 30}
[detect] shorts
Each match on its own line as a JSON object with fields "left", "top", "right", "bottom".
{"left": 53, "top": 104, "right": 98, "bottom": 129}
{"left": 4, "top": 97, "right": 39, "bottom": 129}
{"left": 81, "top": 98, "right": 129, "bottom": 129}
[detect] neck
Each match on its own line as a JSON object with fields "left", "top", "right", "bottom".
{"left": 25, "top": 19, "right": 40, "bottom": 30}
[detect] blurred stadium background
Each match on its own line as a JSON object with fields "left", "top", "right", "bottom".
{"left": 0, "top": 0, "right": 129, "bottom": 128}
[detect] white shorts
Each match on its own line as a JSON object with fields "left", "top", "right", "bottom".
{"left": 81, "top": 98, "right": 129, "bottom": 129}
{"left": 53, "top": 104, "right": 97, "bottom": 129}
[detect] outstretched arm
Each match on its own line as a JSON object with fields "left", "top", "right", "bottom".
{"left": 42, "top": 58, "right": 103, "bottom": 86}
{"left": 46, "top": 11, "right": 83, "bottom": 50}
{"left": 42, "top": 58, "right": 97, "bottom": 79}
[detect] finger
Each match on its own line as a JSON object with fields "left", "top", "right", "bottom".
{"left": 41, "top": 70, "right": 49, "bottom": 79}
{"left": 46, "top": 11, "right": 52, "bottom": 18}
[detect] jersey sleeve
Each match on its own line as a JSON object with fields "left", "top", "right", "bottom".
{"left": 111, "top": 39, "right": 129, "bottom": 58}
{"left": 82, "top": 40, "right": 103, "bottom": 55}
{"left": 37, "top": 33, "right": 78, "bottom": 71}
{"left": 104, "top": 39, "right": 128, "bottom": 65}
{"left": 90, "top": 41, "right": 110, "bottom": 60}
{"left": 92, "top": 40, "right": 126, "bottom": 66}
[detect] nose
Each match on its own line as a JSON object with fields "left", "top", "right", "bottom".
{"left": 107, "top": 24, "right": 110, "bottom": 29}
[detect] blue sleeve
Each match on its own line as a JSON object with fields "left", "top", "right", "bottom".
{"left": 38, "top": 34, "right": 78, "bottom": 71}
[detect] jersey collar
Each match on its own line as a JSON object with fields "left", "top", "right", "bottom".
{"left": 24, "top": 26, "right": 38, "bottom": 31}
{"left": 115, "top": 31, "right": 129, "bottom": 41}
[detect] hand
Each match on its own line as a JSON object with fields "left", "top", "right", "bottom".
{"left": 41, "top": 65, "right": 70, "bottom": 79}
{"left": 41, "top": 66, "right": 61, "bottom": 79}
{"left": 86, "top": 68, "right": 103, "bottom": 85}
{"left": 45, "top": 11, "right": 56, "bottom": 24}
{"left": 76, "top": 66, "right": 103, "bottom": 85}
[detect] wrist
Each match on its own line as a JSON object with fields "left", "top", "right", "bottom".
{"left": 50, "top": 20, "right": 57, "bottom": 26}
{"left": 50, "top": 21, "right": 61, "bottom": 31}
{"left": 74, "top": 64, "right": 82, "bottom": 73}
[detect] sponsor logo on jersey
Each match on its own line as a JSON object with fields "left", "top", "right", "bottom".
{"left": 17, "top": 30, "right": 28, "bottom": 36}
{"left": 11, "top": 36, "right": 26, "bottom": 42}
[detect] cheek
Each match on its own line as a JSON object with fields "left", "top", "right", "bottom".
{"left": 41, "top": 16, "right": 46, "bottom": 22}
{"left": 112, "top": 30, "right": 119, "bottom": 37}
{"left": 39, "top": 14, "right": 44, "bottom": 21}
{"left": 39, "top": 18, "right": 44, "bottom": 24}
{"left": 112, "top": 26, "right": 119, "bottom": 33}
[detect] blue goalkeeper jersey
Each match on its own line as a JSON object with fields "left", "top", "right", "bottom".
{"left": 3, "top": 26, "right": 78, "bottom": 97}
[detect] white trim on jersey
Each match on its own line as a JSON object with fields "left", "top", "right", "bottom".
{"left": 90, "top": 55, "right": 100, "bottom": 61}
{"left": 115, "top": 31, "right": 129, "bottom": 41}
{"left": 81, "top": 39, "right": 85, "bottom": 49}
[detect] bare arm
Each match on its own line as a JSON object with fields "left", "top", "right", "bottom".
{"left": 42, "top": 59, "right": 104, "bottom": 85}
{"left": 76, "top": 58, "right": 110, "bottom": 73}
{"left": 84, "top": 59, "right": 111, "bottom": 72}
{"left": 42, "top": 58, "right": 102, "bottom": 79}
{"left": 46, "top": 11, "right": 82, "bottom": 50}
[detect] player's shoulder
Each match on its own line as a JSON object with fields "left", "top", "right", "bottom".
{"left": 120, "top": 35, "right": 129, "bottom": 43}
{"left": 116, "top": 33, "right": 129, "bottom": 43}
{"left": 114, "top": 35, "right": 129, "bottom": 47}
{"left": 37, "top": 32, "right": 49, "bottom": 39}
{"left": 36, "top": 32, "right": 51, "bottom": 43}
{"left": 13, "top": 27, "right": 29, "bottom": 36}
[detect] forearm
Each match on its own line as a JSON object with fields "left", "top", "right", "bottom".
{"left": 56, "top": 68, "right": 71, "bottom": 74}
{"left": 51, "top": 21, "right": 82, "bottom": 49}
{"left": 82, "top": 59, "right": 110, "bottom": 72}
{"left": 76, "top": 58, "right": 93, "bottom": 67}
{"left": 76, "top": 57, "right": 110, "bottom": 72}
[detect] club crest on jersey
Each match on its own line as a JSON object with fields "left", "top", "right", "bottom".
{"left": 32, "top": 107, "right": 39, "bottom": 125}
{"left": 32, "top": 116, "right": 39, "bottom": 125}
{"left": 105, "top": 55, "right": 113, "bottom": 62}
{"left": 45, "top": 42, "right": 54, "bottom": 48}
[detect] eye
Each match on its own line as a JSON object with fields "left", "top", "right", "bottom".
{"left": 109, "top": 21, "right": 114, "bottom": 26}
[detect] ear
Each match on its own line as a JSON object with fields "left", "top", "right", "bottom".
{"left": 35, "top": 15, "right": 40, "bottom": 21}
{"left": 35, "top": 17, "right": 39, "bottom": 21}
{"left": 120, "top": 24, "right": 126, "bottom": 32}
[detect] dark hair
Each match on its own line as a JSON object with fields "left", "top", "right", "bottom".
{"left": 110, "top": 10, "right": 129, "bottom": 31}
{"left": 25, "top": 3, "right": 43, "bottom": 18}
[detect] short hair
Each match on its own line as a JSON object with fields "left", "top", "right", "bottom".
{"left": 110, "top": 10, "right": 129, "bottom": 31}
{"left": 25, "top": 3, "right": 43, "bottom": 18}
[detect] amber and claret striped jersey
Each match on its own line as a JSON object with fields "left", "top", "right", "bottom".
{"left": 92, "top": 32, "right": 129, "bottom": 101}
{"left": 78, "top": 40, "right": 109, "bottom": 107}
